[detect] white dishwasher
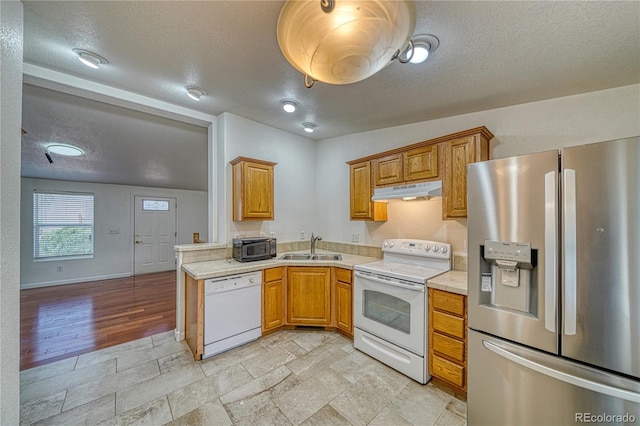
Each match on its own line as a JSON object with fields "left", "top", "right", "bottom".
{"left": 203, "top": 271, "right": 262, "bottom": 358}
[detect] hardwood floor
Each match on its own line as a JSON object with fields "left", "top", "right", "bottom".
{"left": 20, "top": 271, "right": 176, "bottom": 371}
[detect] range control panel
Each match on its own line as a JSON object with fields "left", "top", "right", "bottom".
{"left": 382, "top": 239, "right": 451, "bottom": 259}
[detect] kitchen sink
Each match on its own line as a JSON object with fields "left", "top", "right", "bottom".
{"left": 279, "top": 253, "right": 313, "bottom": 260}
{"left": 311, "top": 254, "right": 343, "bottom": 261}
{"left": 279, "top": 253, "right": 343, "bottom": 261}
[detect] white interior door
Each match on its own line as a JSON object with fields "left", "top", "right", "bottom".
{"left": 134, "top": 196, "right": 177, "bottom": 275}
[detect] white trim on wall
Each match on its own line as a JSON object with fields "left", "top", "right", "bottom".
{"left": 21, "top": 273, "right": 131, "bottom": 290}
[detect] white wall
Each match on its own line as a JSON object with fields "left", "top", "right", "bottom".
{"left": 315, "top": 84, "right": 640, "bottom": 253}
{"left": 0, "top": 0, "right": 23, "bottom": 421}
{"left": 21, "top": 178, "right": 208, "bottom": 288}
{"left": 219, "top": 113, "right": 318, "bottom": 244}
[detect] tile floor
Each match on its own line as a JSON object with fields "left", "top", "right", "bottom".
{"left": 20, "top": 330, "right": 466, "bottom": 425}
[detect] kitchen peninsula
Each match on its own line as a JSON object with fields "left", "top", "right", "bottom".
{"left": 177, "top": 245, "right": 378, "bottom": 360}
{"left": 175, "top": 243, "right": 469, "bottom": 366}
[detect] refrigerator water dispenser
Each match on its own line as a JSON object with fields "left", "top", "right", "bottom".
{"left": 479, "top": 240, "right": 537, "bottom": 313}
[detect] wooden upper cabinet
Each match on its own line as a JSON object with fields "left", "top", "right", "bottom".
{"left": 348, "top": 126, "right": 492, "bottom": 221}
{"left": 404, "top": 144, "right": 438, "bottom": 182}
{"left": 442, "top": 130, "right": 491, "bottom": 219}
{"left": 349, "top": 161, "right": 387, "bottom": 222}
{"left": 230, "top": 157, "right": 276, "bottom": 221}
{"left": 373, "top": 153, "right": 403, "bottom": 186}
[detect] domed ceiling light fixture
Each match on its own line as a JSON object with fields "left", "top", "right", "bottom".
{"left": 72, "top": 49, "right": 109, "bottom": 69}
{"left": 45, "top": 143, "right": 84, "bottom": 163}
{"left": 281, "top": 100, "right": 298, "bottom": 113}
{"left": 185, "top": 86, "right": 207, "bottom": 101}
{"left": 47, "top": 144, "right": 84, "bottom": 156}
{"left": 303, "top": 122, "right": 317, "bottom": 133}
{"left": 277, "top": 0, "right": 416, "bottom": 88}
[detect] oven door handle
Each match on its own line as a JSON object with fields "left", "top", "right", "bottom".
{"left": 354, "top": 271, "right": 425, "bottom": 292}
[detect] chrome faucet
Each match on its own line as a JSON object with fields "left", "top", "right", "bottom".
{"left": 310, "top": 233, "right": 322, "bottom": 254}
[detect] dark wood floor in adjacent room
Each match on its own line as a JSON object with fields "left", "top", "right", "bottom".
{"left": 20, "top": 271, "right": 176, "bottom": 371}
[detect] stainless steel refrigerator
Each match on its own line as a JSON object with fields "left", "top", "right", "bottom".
{"left": 467, "top": 137, "right": 640, "bottom": 425}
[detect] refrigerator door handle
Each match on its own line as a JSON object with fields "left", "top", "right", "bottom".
{"left": 482, "top": 340, "right": 640, "bottom": 403}
{"left": 563, "top": 169, "right": 577, "bottom": 335}
{"left": 544, "top": 172, "right": 557, "bottom": 333}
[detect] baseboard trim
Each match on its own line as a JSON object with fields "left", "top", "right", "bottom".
{"left": 21, "top": 272, "right": 132, "bottom": 289}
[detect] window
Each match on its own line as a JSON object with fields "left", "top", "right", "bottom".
{"left": 142, "top": 199, "right": 170, "bottom": 211}
{"left": 33, "top": 191, "right": 94, "bottom": 260}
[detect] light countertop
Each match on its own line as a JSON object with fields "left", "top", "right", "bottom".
{"left": 182, "top": 250, "right": 468, "bottom": 296}
{"left": 427, "top": 270, "right": 468, "bottom": 295}
{"left": 182, "top": 251, "right": 380, "bottom": 280}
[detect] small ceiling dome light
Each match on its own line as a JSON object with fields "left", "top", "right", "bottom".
{"left": 406, "top": 34, "right": 439, "bottom": 64}
{"left": 185, "top": 86, "right": 207, "bottom": 101}
{"left": 281, "top": 100, "right": 298, "bottom": 113}
{"left": 303, "top": 122, "right": 317, "bottom": 133}
{"left": 72, "top": 48, "right": 108, "bottom": 69}
{"left": 47, "top": 143, "right": 84, "bottom": 156}
{"left": 277, "top": 0, "right": 416, "bottom": 87}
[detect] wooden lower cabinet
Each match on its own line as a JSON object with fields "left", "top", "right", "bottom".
{"left": 287, "top": 267, "right": 331, "bottom": 325}
{"left": 262, "top": 267, "right": 284, "bottom": 334}
{"left": 184, "top": 273, "right": 204, "bottom": 360}
{"left": 428, "top": 288, "right": 467, "bottom": 393}
{"left": 185, "top": 265, "right": 355, "bottom": 361}
{"left": 335, "top": 268, "right": 353, "bottom": 337}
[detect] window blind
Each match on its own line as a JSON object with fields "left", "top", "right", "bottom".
{"left": 33, "top": 191, "right": 95, "bottom": 259}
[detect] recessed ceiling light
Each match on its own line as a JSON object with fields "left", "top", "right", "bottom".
{"left": 281, "top": 100, "right": 298, "bottom": 113}
{"left": 185, "top": 86, "right": 207, "bottom": 101}
{"left": 47, "top": 144, "right": 84, "bottom": 156}
{"left": 407, "top": 34, "right": 440, "bottom": 64}
{"left": 72, "top": 48, "right": 108, "bottom": 69}
{"left": 302, "top": 122, "right": 317, "bottom": 133}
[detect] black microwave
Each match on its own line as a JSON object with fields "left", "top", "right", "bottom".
{"left": 232, "top": 237, "right": 277, "bottom": 262}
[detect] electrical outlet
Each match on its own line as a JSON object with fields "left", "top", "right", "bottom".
{"left": 300, "top": 231, "right": 305, "bottom": 240}
{"left": 270, "top": 232, "right": 275, "bottom": 238}
{"left": 352, "top": 233, "right": 360, "bottom": 243}
{"left": 57, "top": 265, "right": 63, "bottom": 272}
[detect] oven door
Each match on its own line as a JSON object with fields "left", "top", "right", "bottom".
{"left": 353, "top": 270, "right": 426, "bottom": 355}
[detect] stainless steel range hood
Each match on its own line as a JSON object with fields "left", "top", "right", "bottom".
{"left": 371, "top": 181, "right": 442, "bottom": 201}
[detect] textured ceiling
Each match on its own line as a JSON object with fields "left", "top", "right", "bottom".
{"left": 20, "top": 1, "right": 640, "bottom": 190}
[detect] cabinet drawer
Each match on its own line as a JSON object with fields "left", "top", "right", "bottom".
{"left": 264, "top": 267, "right": 283, "bottom": 282}
{"left": 432, "top": 311, "right": 465, "bottom": 339}
{"left": 335, "top": 268, "right": 352, "bottom": 284}
{"left": 432, "top": 355, "right": 465, "bottom": 388}
{"left": 433, "top": 332, "right": 464, "bottom": 362}
{"left": 432, "top": 290, "right": 465, "bottom": 316}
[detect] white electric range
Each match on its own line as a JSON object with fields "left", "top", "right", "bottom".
{"left": 353, "top": 239, "right": 451, "bottom": 384}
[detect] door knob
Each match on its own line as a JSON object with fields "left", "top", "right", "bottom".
{"left": 135, "top": 234, "right": 142, "bottom": 244}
